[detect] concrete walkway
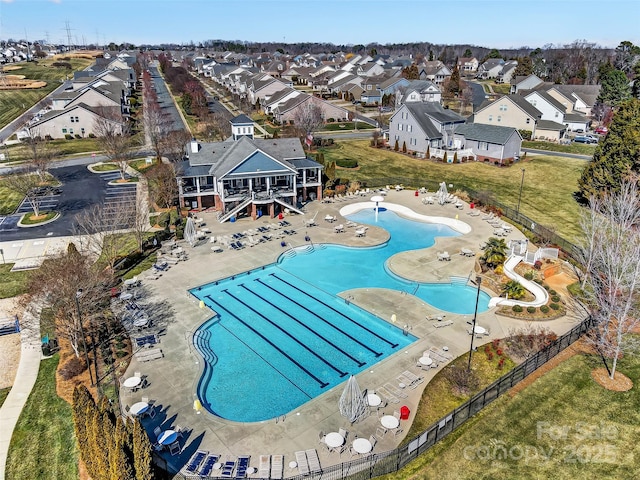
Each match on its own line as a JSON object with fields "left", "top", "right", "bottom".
{"left": 0, "top": 307, "right": 42, "bottom": 480}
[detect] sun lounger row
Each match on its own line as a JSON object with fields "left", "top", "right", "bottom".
{"left": 294, "top": 450, "right": 320, "bottom": 475}
{"left": 397, "top": 370, "right": 424, "bottom": 388}
{"left": 134, "top": 334, "right": 159, "bottom": 348}
{"left": 134, "top": 347, "right": 163, "bottom": 362}
{"left": 433, "top": 320, "right": 454, "bottom": 328}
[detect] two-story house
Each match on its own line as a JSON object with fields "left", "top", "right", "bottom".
{"left": 457, "top": 57, "right": 479, "bottom": 74}
{"left": 473, "top": 94, "right": 541, "bottom": 138}
{"left": 396, "top": 80, "right": 442, "bottom": 107}
{"left": 418, "top": 61, "right": 451, "bottom": 85}
{"left": 389, "top": 102, "right": 466, "bottom": 155}
{"left": 177, "top": 115, "right": 323, "bottom": 222}
{"left": 476, "top": 59, "right": 504, "bottom": 79}
{"left": 453, "top": 124, "right": 522, "bottom": 165}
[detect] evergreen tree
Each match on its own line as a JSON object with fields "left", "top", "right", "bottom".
{"left": 394, "top": 139, "right": 399, "bottom": 151}
{"left": 453, "top": 151, "right": 459, "bottom": 163}
{"left": 133, "top": 420, "right": 154, "bottom": 480}
{"left": 577, "top": 99, "right": 640, "bottom": 200}
{"left": 426, "top": 145, "right": 430, "bottom": 158}
{"left": 463, "top": 48, "right": 473, "bottom": 58}
{"left": 109, "top": 418, "right": 134, "bottom": 480}
{"left": 402, "top": 141, "right": 407, "bottom": 153}
{"left": 513, "top": 57, "right": 533, "bottom": 77}
{"left": 72, "top": 386, "right": 95, "bottom": 476}
{"left": 428, "top": 50, "right": 434, "bottom": 61}
{"left": 597, "top": 68, "right": 632, "bottom": 106}
{"left": 447, "top": 66, "right": 461, "bottom": 97}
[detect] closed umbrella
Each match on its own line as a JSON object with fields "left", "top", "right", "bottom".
{"left": 339, "top": 375, "right": 369, "bottom": 424}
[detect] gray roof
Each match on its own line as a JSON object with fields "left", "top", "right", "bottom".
{"left": 406, "top": 102, "right": 465, "bottom": 125}
{"left": 231, "top": 114, "right": 253, "bottom": 125}
{"left": 186, "top": 136, "right": 306, "bottom": 178}
{"left": 554, "top": 84, "right": 601, "bottom": 107}
{"left": 31, "top": 102, "right": 116, "bottom": 127}
{"left": 273, "top": 94, "right": 308, "bottom": 114}
{"left": 526, "top": 90, "right": 566, "bottom": 113}
{"left": 537, "top": 119, "right": 566, "bottom": 131}
{"left": 455, "top": 123, "right": 520, "bottom": 145}
{"left": 289, "top": 157, "right": 324, "bottom": 169}
{"left": 506, "top": 94, "right": 542, "bottom": 118}
{"left": 397, "top": 105, "right": 440, "bottom": 140}
{"left": 564, "top": 112, "right": 589, "bottom": 123}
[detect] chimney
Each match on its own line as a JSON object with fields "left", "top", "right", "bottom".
{"left": 190, "top": 138, "right": 199, "bottom": 153}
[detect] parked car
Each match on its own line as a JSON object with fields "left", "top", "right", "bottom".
{"left": 573, "top": 135, "right": 598, "bottom": 144}
{"left": 594, "top": 126, "right": 608, "bottom": 135}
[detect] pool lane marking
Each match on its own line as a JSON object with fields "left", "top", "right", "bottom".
{"left": 255, "top": 277, "right": 382, "bottom": 358}
{"left": 240, "top": 283, "right": 365, "bottom": 368}
{"left": 228, "top": 287, "right": 348, "bottom": 378}
{"left": 204, "top": 294, "right": 329, "bottom": 389}
{"left": 269, "top": 273, "right": 399, "bottom": 349}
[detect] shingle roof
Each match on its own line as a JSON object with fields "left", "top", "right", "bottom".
{"left": 406, "top": 102, "right": 465, "bottom": 125}
{"left": 506, "top": 95, "right": 542, "bottom": 118}
{"left": 231, "top": 114, "right": 253, "bottom": 125}
{"left": 527, "top": 90, "right": 566, "bottom": 112}
{"left": 537, "top": 120, "right": 566, "bottom": 131}
{"left": 455, "top": 123, "right": 520, "bottom": 145}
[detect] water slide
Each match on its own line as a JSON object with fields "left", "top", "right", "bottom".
{"left": 488, "top": 255, "right": 549, "bottom": 308}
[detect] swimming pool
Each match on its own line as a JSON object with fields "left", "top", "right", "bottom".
{"left": 191, "top": 207, "right": 491, "bottom": 422}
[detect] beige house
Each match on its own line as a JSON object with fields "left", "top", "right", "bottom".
{"left": 29, "top": 103, "right": 123, "bottom": 139}
{"left": 473, "top": 95, "right": 541, "bottom": 138}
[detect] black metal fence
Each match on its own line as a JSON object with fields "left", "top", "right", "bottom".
{"left": 171, "top": 315, "right": 593, "bottom": 480}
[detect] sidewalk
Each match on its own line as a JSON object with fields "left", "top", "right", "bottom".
{"left": 0, "top": 307, "right": 42, "bottom": 480}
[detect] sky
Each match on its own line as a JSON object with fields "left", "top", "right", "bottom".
{"left": 1, "top": 0, "right": 638, "bottom": 49}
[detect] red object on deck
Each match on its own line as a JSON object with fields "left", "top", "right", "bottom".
{"left": 400, "top": 405, "right": 410, "bottom": 420}
{"left": 414, "top": 190, "right": 419, "bottom": 196}
{"left": 278, "top": 212, "right": 284, "bottom": 220}
{"left": 470, "top": 202, "right": 475, "bottom": 209}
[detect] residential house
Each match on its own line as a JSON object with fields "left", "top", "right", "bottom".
{"left": 356, "top": 62, "right": 385, "bottom": 77}
{"left": 360, "top": 89, "right": 383, "bottom": 106}
{"left": 246, "top": 73, "right": 289, "bottom": 107}
{"left": 496, "top": 61, "right": 518, "bottom": 84}
{"left": 473, "top": 94, "right": 541, "bottom": 138}
{"left": 476, "top": 59, "right": 505, "bottom": 79}
{"left": 29, "top": 103, "right": 123, "bottom": 139}
{"left": 379, "top": 77, "right": 410, "bottom": 96}
{"left": 547, "top": 84, "right": 601, "bottom": 115}
{"left": 510, "top": 74, "right": 544, "bottom": 94}
{"left": 396, "top": 80, "right": 442, "bottom": 107}
{"left": 273, "top": 94, "right": 349, "bottom": 124}
{"left": 524, "top": 90, "right": 584, "bottom": 134}
{"left": 453, "top": 123, "right": 522, "bottom": 164}
{"left": 418, "top": 61, "right": 451, "bottom": 85}
{"left": 389, "top": 102, "right": 466, "bottom": 155}
{"left": 457, "top": 57, "right": 479, "bottom": 74}
{"left": 177, "top": 115, "right": 323, "bottom": 221}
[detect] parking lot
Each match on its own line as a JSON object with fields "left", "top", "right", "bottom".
{"left": 0, "top": 164, "right": 139, "bottom": 241}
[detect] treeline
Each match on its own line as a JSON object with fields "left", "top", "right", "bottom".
{"left": 72, "top": 385, "right": 154, "bottom": 480}
{"left": 157, "top": 53, "right": 207, "bottom": 117}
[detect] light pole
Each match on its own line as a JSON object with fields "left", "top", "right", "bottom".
{"left": 516, "top": 168, "right": 525, "bottom": 216}
{"left": 75, "top": 290, "right": 95, "bottom": 386}
{"left": 467, "top": 276, "right": 483, "bottom": 371}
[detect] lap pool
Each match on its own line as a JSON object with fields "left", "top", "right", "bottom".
{"left": 191, "top": 207, "right": 491, "bottom": 422}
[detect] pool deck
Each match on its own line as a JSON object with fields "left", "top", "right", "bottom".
{"left": 124, "top": 190, "right": 582, "bottom": 475}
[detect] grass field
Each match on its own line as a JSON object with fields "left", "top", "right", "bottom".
{"left": 5, "top": 354, "right": 79, "bottom": 480}
{"left": 319, "top": 140, "right": 586, "bottom": 241}
{"left": 1, "top": 137, "right": 102, "bottom": 163}
{"left": 0, "top": 178, "right": 25, "bottom": 215}
{"left": 381, "top": 351, "right": 640, "bottom": 480}
{"left": 523, "top": 140, "right": 598, "bottom": 156}
{"left": 0, "top": 57, "right": 94, "bottom": 129}
{"left": 0, "top": 264, "right": 31, "bottom": 299}
{"left": 0, "top": 387, "right": 10, "bottom": 409}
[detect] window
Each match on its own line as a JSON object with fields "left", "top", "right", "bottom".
{"left": 69, "top": 129, "right": 74, "bottom": 135}
{"left": 62, "top": 128, "right": 67, "bottom": 133}
{"left": 394, "top": 134, "right": 399, "bottom": 141}
{"left": 479, "top": 141, "right": 488, "bottom": 150}
{"left": 526, "top": 118, "right": 530, "bottom": 124}
{"left": 75, "top": 116, "right": 79, "bottom": 122}
{"left": 499, "top": 104, "right": 507, "bottom": 111}
{"left": 488, "top": 115, "right": 493, "bottom": 121}
{"left": 70, "top": 116, "right": 75, "bottom": 123}
{"left": 555, "top": 111, "right": 559, "bottom": 118}
{"left": 81, "top": 128, "right": 85, "bottom": 134}
{"left": 398, "top": 124, "right": 403, "bottom": 131}
{"left": 497, "top": 116, "right": 501, "bottom": 122}
{"left": 408, "top": 125, "right": 412, "bottom": 132}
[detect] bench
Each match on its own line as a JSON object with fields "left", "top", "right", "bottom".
{"left": 135, "top": 348, "right": 163, "bottom": 362}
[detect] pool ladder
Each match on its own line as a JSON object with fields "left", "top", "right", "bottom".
{"left": 275, "top": 414, "right": 286, "bottom": 424}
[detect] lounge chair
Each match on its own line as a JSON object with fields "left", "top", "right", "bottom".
{"left": 376, "top": 386, "right": 399, "bottom": 404}
{"left": 169, "top": 441, "right": 181, "bottom": 456}
{"left": 198, "top": 454, "right": 220, "bottom": 476}
{"left": 295, "top": 451, "right": 309, "bottom": 475}
{"left": 235, "top": 455, "right": 250, "bottom": 478}
{"left": 355, "top": 228, "right": 367, "bottom": 237}
{"left": 306, "top": 449, "right": 321, "bottom": 473}
{"left": 258, "top": 455, "right": 270, "bottom": 479}
{"left": 221, "top": 460, "right": 236, "bottom": 478}
{"left": 183, "top": 451, "right": 209, "bottom": 475}
{"left": 270, "top": 454, "right": 283, "bottom": 479}
{"left": 437, "top": 251, "right": 451, "bottom": 261}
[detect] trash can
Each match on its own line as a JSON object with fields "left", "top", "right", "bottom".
{"left": 41, "top": 342, "right": 51, "bottom": 356}
{"left": 470, "top": 202, "right": 475, "bottom": 209}
{"left": 415, "top": 190, "right": 419, "bottom": 196}
{"left": 230, "top": 216, "right": 236, "bottom": 223}
{"left": 400, "top": 405, "right": 410, "bottom": 420}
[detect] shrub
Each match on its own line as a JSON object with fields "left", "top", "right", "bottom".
{"left": 116, "top": 350, "right": 128, "bottom": 358}
{"left": 484, "top": 344, "right": 491, "bottom": 353}
{"left": 336, "top": 158, "right": 358, "bottom": 168}
{"left": 540, "top": 305, "right": 550, "bottom": 313}
{"left": 443, "top": 363, "right": 480, "bottom": 396}
{"left": 549, "top": 303, "right": 560, "bottom": 310}
{"left": 88, "top": 133, "right": 96, "bottom": 138}
{"left": 487, "top": 352, "right": 494, "bottom": 361}
{"left": 551, "top": 295, "right": 561, "bottom": 303}
{"left": 512, "top": 305, "right": 523, "bottom": 313}
{"left": 524, "top": 271, "right": 535, "bottom": 281}
{"left": 491, "top": 339, "right": 501, "bottom": 350}
{"left": 75, "top": 134, "right": 82, "bottom": 139}
{"left": 494, "top": 265, "right": 504, "bottom": 275}
{"left": 327, "top": 118, "right": 335, "bottom": 123}
{"left": 549, "top": 289, "right": 557, "bottom": 295}
{"left": 59, "top": 356, "right": 86, "bottom": 380}
{"left": 65, "top": 134, "right": 73, "bottom": 140}
{"left": 527, "top": 306, "right": 536, "bottom": 314}
{"left": 534, "top": 260, "right": 542, "bottom": 270}
{"left": 496, "top": 348, "right": 503, "bottom": 356}
{"left": 497, "top": 358, "right": 505, "bottom": 369}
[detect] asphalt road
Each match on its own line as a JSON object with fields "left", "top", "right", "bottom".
{"left": 469, "top": 81, "right": 489, "bottom": 111}
{"left": 521, "top": 148, "right": 592, "bottom": 160}
{"left": 149, "top": 65, "right": 188, "bottom": 132}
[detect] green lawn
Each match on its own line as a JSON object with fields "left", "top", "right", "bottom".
{"left": 523, "top": 140, "right": 597, "bottom": 156}
{"left": 5, "top": 354, "right": 78, "bottom": 480}
{"left": 2, "top": 137, "right": 102, "bottom": 163}
{"left": 323, "top": 121, "right": 375, "bottom": 131}
{"left": 0, "top": 387, "right": 10, "bottom": 408}
{"left": 0, "top": 179, "right": 24, "bottom": 215}
{"left": 381, "top": 351, "right": 640, "bottom": 480}
{"left": 0, "top": 264, "right": 31, "bottom": 299}
{"left": 0, "top": 57, "right": 94, "bottom": 129}
{"left": 90, "top": 162, "right": 118, "bottom": 172}
{"left": 319, "top": 140, "right": 586, "bottom": 241}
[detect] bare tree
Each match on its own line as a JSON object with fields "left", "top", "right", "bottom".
{"left": 147, "top": 162, "right": 179, "bottom": 209}
{"left": 3, "top": 166, "right": 49, "bottom": 218}
{"left": 131, "top": 184, "right": 150, "bottom": 252}
{"left": 292, "top": 98, "right": 325, "bottom": 141}
{"left": 74, "top": 202, "right": 136, "bottom": 270}
{"left": 24, "top": 126, "right": 56, "bottom": 182}
{"left": 160, "top": 129, "right": 191, "bottom": 163}
{"left": 93, "top": 106, "right": 135, "bottom": 180}
{"left": 23, "top": 242, "right": 113, "bottom": 359}
{"left": 580, "top": 178, "right": 640, "bottom": 380}
{"left": 144, "top": 98, "right": 172, "bottom": 160}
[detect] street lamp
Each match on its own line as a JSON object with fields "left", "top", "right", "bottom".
{"left": 75, "top": 289, "right": 95, "bottom": 386}
{"left": 467, "top": 276, "right": 483, "bottom": 371}
{"left": 516, "top": 168, "right": 525, "bottom": 216}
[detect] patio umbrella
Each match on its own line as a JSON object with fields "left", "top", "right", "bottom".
{"left": 184, "top": 216, "right": 197, "bottom": 246}
{"left": 339, "top": 375, "right": 369, "bottom": 424}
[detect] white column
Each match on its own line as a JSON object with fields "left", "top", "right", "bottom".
{"left": 195, "top": 177, "right": 201, "bottom": 193}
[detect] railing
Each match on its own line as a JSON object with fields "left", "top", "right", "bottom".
{"left": 169, "top": 314, "right": 593, "bottom": 480}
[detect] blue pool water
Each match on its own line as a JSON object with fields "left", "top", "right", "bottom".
{"left": 191, "top": 207, "right": 491, "bottom": 422}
